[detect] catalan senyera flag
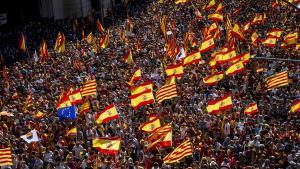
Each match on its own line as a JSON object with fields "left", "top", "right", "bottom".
{"left": 250, "top": 31, "right": 260, "bottom": 47}
{"left": 207, "top": 94, "right": 233, "bottom": 114}
{"left": 123, "top": 49, "right": 134, "bottom": 64}
{"left": 40, "top": 41, "right": 49, "bottom": 64}
{"left": 66, "top": 127, "right": 77, "bottom": 137}
{"left": 160, "top": 15, "right": 167, "bottom": 36}
{"left": 19, "top": 33, "right": 26, "bottom": 52}
{"left": 130, "top": 81, "right": 153, "bottom": 95}
{"left": 95, "top": 104, "right": 119, "bottom": 124}
{"left": 208, "top": 13, "right": 223, "bottom": 22}
{"left": 128, "top": 68, "right": 141, "bottom": 86}
{"left": 163, "top": 140, "right": 193, "bottom": 164}
{"left": 199, "top": 36, "right": 215, "bottom": 53}
{"left": 230, "top": 52, "right": 251, "bottom": 64}
{"left": 243, "top": 22, "right": 251, "bottom": 33}
{"left": 97, "top": 19, "right": 105, "bottom": 32}
{"left": 92, "top": 137, "right": 121, "bottom": 155}
{"left": 69, "top": 89, "right": 83, "bottom": 105}
{"left": 86, "top": 32, "right": 93, "bottom": 44}
{"left": 130, "top": 89, "right": 155, "bottom": 109}
{"left": 203, "top": 71, "right": 224, "bottom": 86}
{"left": 266, "top": 29, "right": 283, "bottom": 39}
{"left": 216, "top": 49, "right": 237, "bottom": 64}
{"left": 266, "top": 71, "right": 289, "bottom": 90}
{"left": 79, "top": 101, "right": 91, "bottom": 114}
{"left": 81, "top": 79, "right": 97, "bottom": 96}
{"left": 205, "top": 0, "right": 216, "bottom": 11}
{"left": 225, "top": 61, "right": 244, "bottom": 76}
{"left": 140, "top": 117, "right": 161, "bottom": 132}
{"left": 290, "top": 99, "right": 300, "bottom": 114}
{"left": 99, "top": 32, "right": 109, "bottom": 49}
{"left": 54, "top": 32, "right": 65, "bottom": 53}
{"left": 215, "top": 3, "right": 223, "bottom": 13}
{"left": 0, "top": 147, "right": 13, "bottom": 167}
{"left": 183, "top": 50, "right": 201, "bottom": 66}
{"left": 156, "top": 77, "right": 178, "bottom": 103}
{"left": 244, "top": 103, "right": 258, "bottom": 115}
{"left": 231, "top": 23, "right": 244, "bottom": 40}
{"left": 262, "top": 36, "right": 277, "bottom": 47}
{"left": 165, "top": 63, "right": 184, "bottom": 79}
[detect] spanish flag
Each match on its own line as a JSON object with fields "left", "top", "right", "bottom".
{"left": 95, "top": 104, "right": 119, "bottom": 124}
{"left": 251, "top": 31, "right": 260, "bottom": 47}
{"left": 230, "top": 52, "right": 251, "bottom": 64}
{"left": 283, "top": 32, "right": 298, "bottom": 45}
{"left": 140, "top": 117, "right": 161, "bottom": 132}
{"left": 130, "top": 81, "right": 153, "bottom": 95}
{"left": 243, "top": 22, "right": 250, "bottom": 33}
{"left": 290, "top": 99, "right": 300, "bottom": 114}
{"left": 163, "top": 140, "right": 193, "bottom": 164}
{"left": 165, "top": 63, "right": 184, "bottom": 79}
{"left": 92, "top": 137, "right": 121, "bottom": 155}
{"left": 69, "top": 89, "right": 83, "bottom": 105}
{"left": 203, "top": 71, "right": 224, "bottom": 86}
{"left": 66, "top": 127, "right": 77, "bottom": 137}
{"left": 19, "top": 33, "right": 26, "bottom": 52}
{"left": 225, "top": 61, "right": 244, "bottom": 76}
{"left": 208, "top": 56, "right": 217, "bottom": 69}
{"left": 262, "top": 36, "right": 277, "bottom": 47}
{"left": 146, "top": 129, "right": 172, "bottom": 151}
{"left": 214, "top": 26, "right": 221, "bottom": 39}
{"left": 216, "top": 50, "right": 236, "bottom": 64}
{"left": 251, "top": 13, "right": 265, "bottom": 25}
{"left": 99, "top": 32, "right": 109, "bottom": 49}
{"left": 175, "top": 0, "right": 189, "bottom": 4}
{"left": 208, "top": 13, "right": 223, "bottom": 22}
{"left": 130, "top": 89, "right": 155, "bottom": 109}
{"left": 35, "top": 111, "right": 44, "bottom": 119}
{"left": 244, "top": 103, "right": 258, "bottom": 115}
{"left": 266, "top": 29, "right": 283, "bottom": 39}
{"left": 205, "top": 0, "right": 216, "bottom": 11}
{"left": 215, "top": 3, "right": 222, "bottom": 13}
{"left": 199, "top": 36, "right": 215, "bottom": 53}
{"left": 183, "top": 50, "right": 201, "bottom": 66}
{"left": 123, "top": 49, "right": 134, "bottom": 64}
{"left": 207, "top": 94, "right": 233, "bottom": 114}
{"left": 231, "top": 23, "right": 244, "bottom": 40}
{"left": 97, "top": 19, "right": 105, "bottom": 32}
{"left": 128, "top": 68, "right": 141, "bottom": 86}
{"left": 54, "top": 32, "right": 65, "bottom": 53}
{"left": 207, "top": 22, "right": 218, "bottom": 35}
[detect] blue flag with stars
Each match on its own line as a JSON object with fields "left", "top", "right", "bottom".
{"left": 57, "top": 105, "right": 77, "bottom": 120}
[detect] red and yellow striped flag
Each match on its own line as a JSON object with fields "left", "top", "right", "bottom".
{"left": 205, "top": 0, "right": 216, "bottom": 11}
{"left": 130, "top": 81, "right": 153, "bottom": 95}
{"left": 130, "top": 90, "right": 155, "bottom": 109}
{"left": 97, "top": 19, "right": 105, "bottom": 32}
{"left": 86, "top": 32, "right": 93, "bottom": 44}
{"left": 231, "top": 23, "right": 244, "bottom": 40}
{"left": 99, "top": 32, "right": 109, "bottom": 49}
{"left": 208, "top": 13, "right": 223, "bottom": 22}
{"left": 0, "top": 147, "right": 13, "bottom": 167}
{"left": 165, "top": 63, "right": 184, "bottom": 79}
{"left": 266, "top": 29, "right": 283, "bottom": 39}
{"left": 160, "top": 15, "right": 167, "bottom": 37}
{"left": 243, "top": 22, "right": 250, "bottom": 33}
{"left": 230, "top": 52, "right": 251, "bottom": 64}
{"left": 183, "top": 50, "right": 201, "bottom": 66}
{"left": 225, "top": 61, "right": 244, "bottom": 76}
{"left": 290, "top": 99, "right": 300, "bottom": 114}
{"left": 244, "top": 103, "right": 258, "bottom": 115}
{"left": 215, "top": 3, "right": 223, "bottom": 13}
{"left": 140, "top": 117, "right": 161, "bottom": 132}
{"left": 216, "top": 49, "right": 236, "bottom": 64}
{"left": 127, "top": 68, "right": 141, "bottom": 86}
{"left": 199, "top": 36, "right": 215, "bottom": 53}
{"left": 175, "top": 0, "right": 189, "bottom": 4}
{"left": 203, "top": 71, "right": 224, "bottom": 86}
{"left": 123, "top": 49, "right": 134, "bottom": 64}
{"left": 250, "top": 31, "right": 260, "bottom": 47}
{"left": 81, "top": 79, "right": 97, "bottom": 96}
{"left": 95, "top": 104, "right": 119, "bottom": 124}
{"left": 207, "top": 94, "right": 233, "bottom": 114}
{"left": 266, "top": 71, "right": 289, "bottom": 90}
{"left": 79, "top": 101, "right": 91, "bottom": 114}
{"left": 40, "top": 41, "right": 49, "bottom": 64}
{"left": 65, "top": 127, "right": 77, "bottom": 137}
{"left": 156, "top": 77, "right": 177, "bottom": 103}
{"left": 163, "top": 140, "right": 193, "bottom": 164}
{"left": 19, "top": 33, "right": 26, "bottom": 52}
{"left": 54, "top": 32, "right": 65, "bottom": 53}
{"left": 92, "top": 137, "right": 121, "bottom": 155}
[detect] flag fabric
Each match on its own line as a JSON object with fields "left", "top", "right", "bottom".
{"left": 35, "top": 111, "right": 44, "bottom": 119}
{"left": 68, "top": 89, "right": 83, "bottom": 105}
{"left": 231, "top": 23, "right": 244, "bottom": 40}
{"left": 175, "top": 47, "right": 186, "bottom": 61}
{"left": 251, "top": 13, "right": 266, "bottom": 25}
{"left": 281, "top": 32, "right": 298, "bottom": 48}
{"left": 163, "top": 140, "right": 193, "bottom": 164}
{"left": 140, "top": 117, "right": 161, "bottom": 132}
{"left": 19, "top": 33, "right": 26, "bottom": 52}
{"left": 54, "top": 32, "right": 65, "bottom": 53}
{"left": 57, "top": 105, "right": 77, "bottom": 120}
{"left": 99, "top": 32, "right": 109, "bottom": 49}
{"left": 146, "top": 124, "right": 172, "bottom": 150}
{"left": 81, "top": 79, "right": 97, "bottom": 96}
{"left": 230, "top": 52, "right": 251, "bottom": 64}
{"left": 215, "top": 3, "right": 223, "bottom": 13}
{"left": 79, "top": 101, "right": 91, "bottom": 114}
{"left": 95, "top": 104, "right": 119, "bottom": 124}
{"left": 250, "top": 31, "right": 260, "bottom": 47}
{"left": 205, "top": 0, "right": 216, "bottom": 11}
{"left": 165, "top": 63, "right": 184, "bottom": 79}
{"left": 266, "top": 71, "right": 289, "bottom": 90}
{"left": 56, "top": 93, "right": 72, "bottom": 110}
{"left": 0, "top": 147, "right": 13, "bottom": 167}
{"left": 128, "top": 68, "right": 141, "bottom": 86}
{"left": 40, "top": 41, "right": 49, "bottom": 64}
{"left": 216, "top": 49, "right": 237, "bottom": 64}
{"left": 290, "top": 99, "right": 300, "bottom": 113}
{"left": 130, "top": 81, "right": 153, "bottom": 95}
{"left": 86, "top": 32, "right": 93, "bottom": 44}
{"left": 175, "top": 0, "right": 189, "bottom": 4}
{"left": 207, "top": 23, "right": 218, "bottom": 35}
{"left": 160, "top": 15, "right": 167, "bottom": 36}
{"left": 97, "top": 19, "right": 105, "bottom": 32}
{"left": 207, "top": 94, "right": 233, "bottom": 114}
{"left": 243, "top": 22, "right": 251, "bottom": 33}
{"left": 203, "top": 71, "right": 224, "bottom": 86}
{"left": 244, "top": 103, "right": 258, "bottom": 115}
{"left": 92, "top": 137, "right": 121, "bottom": 155}
{"left": 20, "top": 129, "right": 39, "bottom": 143}
{"left": 183, "top": 50, "right": 201, "bottom": 66}
{"left": 123, "top": 49, "right": 134, "bottom": 64}
{"left": 225, "top": 61, "right": 244, "bottom": 76}
{"left": 266, "top": 29, "right": 283, "bottom": 39}
{"left": 125, "top": 17, "right": 133, "bottom": 35}
{"left": 130, "top": 89, "right": 155, "bottom": 109}
{"left": 66, "top": 127, "right": 77, "bottom": 137}
{"left": 199, "top": 36, "right": 215, "bottom": 53}
{"left": 208, "top": 13, "right": 223, "bottom": 22}
{"left": 156, "top": 77, "right": 178, "bottom": 103}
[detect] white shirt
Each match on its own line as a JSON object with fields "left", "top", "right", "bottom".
{"left": 224, "top": 122, "right": 231, "bottom": 136}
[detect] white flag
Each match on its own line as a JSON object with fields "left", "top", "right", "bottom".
{"left": 176, "top": 47, "right": 186, "bottom": 61}
{"left": 20, "top": 129, "right": 39, "bottom": 143}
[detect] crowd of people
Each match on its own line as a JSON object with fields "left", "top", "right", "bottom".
{"left": 0, "top": 0, "right": 299, "bottom": 168}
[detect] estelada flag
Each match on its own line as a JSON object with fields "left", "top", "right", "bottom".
{"left": 66, "top": 127, "right": 77, "bottom": 137}
{"left": 123, "top": 48, "right": 134, "bottom": 64}
{"left": 250, "top": 31, "right": 260, "bottom": 47}
{"left": 97, "top": 19, "right": 105, "bottom": 32}
{"left": 130, "top": 81, "right": 153, "bottom": 95}
{"left": 139, "top": 117, "right": 161, "bottom": 132}
{"left": 165, "top": 63, "right": 184, "bottom": 79}
{"left": 199, "top": 36, "right": 215, "bottom": 53}
{"left": 208, "top": 13, "right": 223, "bottom": 22}
{"left": 92, "top": 137, "right": 121, "bottom": 155}
{"left": 231, "top": 23, "right": 244, "bottom": 40}
{"left": 19, "top": 32, "right": 26, "bottom": 52}
{"left": 207, "top": 94, "right": 233, "bottom": 114}
{"left": 130, "top": 89, "right": 155, "bottom": 109}
{"left": 128, "top": 68, "right": 141, "bottom": 86}
{"left": 68, "top": 89, "right": 83, "bottom": 105}
{"left": 99, "top": 32, "right": 109, "bottom": 49}
{"left": 244, "top": 103, "right": 258, "bottom": 115}
{"left": 95, "top": 104, "right": 119, "bottom": 124}
{"left": 203, "top": 71, "right": 224, "bottom": 86}
{"left": 54, "top": 32, "right": 65, "bottom": 53}
{"left": 183, "top": 50, "right": 201, "bottom": 66}
{"left": 40, "top": 41, "right": 49, "bottom": 64}
{"left": 204, "top": 0, "right": 216, "bottom": 11}
{"left": 262, "top": 36, "right": 277, "bottom": 47}
{"left": 290, "top": 99, "right": 300, "bottom": 114}
{"left": 225, "top": 61, "right": 244, "bottom": 76}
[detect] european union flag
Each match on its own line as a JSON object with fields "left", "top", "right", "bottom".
{"left": 57, "top": 106, "right": 77, "bottom": 120}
